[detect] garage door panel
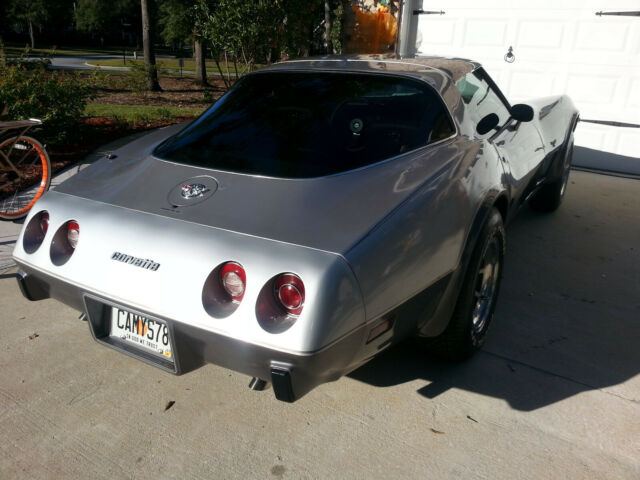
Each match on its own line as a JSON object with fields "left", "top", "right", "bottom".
{"left": 629, "top": 78, "right": 640, "bottom": 108}
{"left": 566, "top": 75, "right": 620, "bottom": 105}
{"left": 517, "top": 20, "right": 566, "bottom": 49}
{"left": 575, "top": 22, "right": 630, "bottom": 52}
{"left": 574, "top": 125, "right": 608, "bottom": 151}
{"left": 509, "top": 71, "right": 556, "bottom": 99}
{"left": 415, "top": 0, "right": 639, "bottom": 160}
{"left": 463, "top": 19, "right": 509, "bottom": 47}
{"left": 420, "top": 19, "right": 457, "bottom": 46}
{"left": 617, "top": 131, "right": 640, "bottom": 158}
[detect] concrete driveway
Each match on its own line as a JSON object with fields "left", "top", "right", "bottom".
{"left": 0, "top": 169, "right": 638, "bottom": 479}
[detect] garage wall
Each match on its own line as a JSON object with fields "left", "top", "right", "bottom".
{"left": 406, "top": 0, "right": 640, "bottom": 166}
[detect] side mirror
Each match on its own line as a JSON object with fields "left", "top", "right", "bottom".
{"left": 477, "top": 113, "right": 500, "bottom": 135}
{"left": 510, "top": 104, "right": 534, "bottom": 122}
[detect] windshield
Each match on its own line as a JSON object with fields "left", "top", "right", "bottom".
{"left": 154, "top": 72, "right": 454, "bottom": 178}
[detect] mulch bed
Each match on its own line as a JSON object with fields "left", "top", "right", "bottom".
{"left": 92, "top": 76, "right": 226, "bottom": 107}
{"left": 51, "top": 75, "right": 228, "bottom": 170}
{"left": 0, "top": 116, "right": 194, "bottom": 199}
{"left": 1, "top": 75, "right": 227, "bottom": 198}
{"left": 49, "top": 115, "right": 196, "bottom": 170}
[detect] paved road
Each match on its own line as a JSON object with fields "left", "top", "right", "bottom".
{"left": 50, "top": 55, "right": 133, "bottom": 71}
{"left": 0, "top": 165, "right": 638, "bottom": 479}
{"left": 50, "top": 55, "right": 204, "bottom": 75}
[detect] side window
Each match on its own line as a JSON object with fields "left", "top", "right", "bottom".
{"left": 456, "top": 71, "right": 510, "bottom": 136}
{"left": 429, "top": 107, "right": 455, "bottom": 143}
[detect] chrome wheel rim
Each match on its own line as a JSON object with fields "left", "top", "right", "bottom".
{"left": 559, "top": 162, "right": 570, "bottom": 197}
{"left": 471, "top": 237, "right": 500, "bottom": 335}
{"left": 559, "top": 145, "right": 573, "bottom": 197}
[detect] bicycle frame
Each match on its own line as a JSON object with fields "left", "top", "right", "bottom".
{"left": 0, "top": 118, "right": 51, "bottom": 220}
{"left": 0, "top": 120, "right": 42, "bottom": 182}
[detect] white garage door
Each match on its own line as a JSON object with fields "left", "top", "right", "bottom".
{"left": 412, "top": 0, "right": 640, "bottom": 163}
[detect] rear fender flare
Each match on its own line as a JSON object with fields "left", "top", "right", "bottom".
{"left": 418, "top": 189, "right": 507, "bottom": 336}
{"left": 547, "top": 112, "right": 579, "bottom": 181}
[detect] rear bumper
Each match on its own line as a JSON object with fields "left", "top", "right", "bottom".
{"left": 15, "top": 266, "right": 369, "bottom": 402}
{"left": 16, "top": 268, "right": 50, "bottom": 301}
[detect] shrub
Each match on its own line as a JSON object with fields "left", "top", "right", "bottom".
{"left": 126, "top": 61, "right": 150, "bottom": 93}
{"left": 126, "top": 61, "right": 165, "bottom": 93}
{"left": 0, "top": 65, "right": 97, "bottom": 143}
{"left": 0, "top": 43, "right": 52, "bottom": 71}
{"left": 202, "top": 89, "right": 215, "bottom": 103}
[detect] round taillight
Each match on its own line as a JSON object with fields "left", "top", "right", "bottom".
{"left": 278, "top": 284, "right": 302, "bottom": 309}
{"left": 220, "top": 262, "right": 246, "bottom": 302}
{"left": 50, "top": 219, "right": 79, "bottom": 266}
{"left": 67, "top": 221, "right": 79, "bottom": 249}
{"left": 40, "top": 212, "right": 49, "bottom": 235}
{"left": 23, "top": 210, "right": 50, "bottom": 254}
{"left": 274, "top": 273, "right": 305, "bottom": 316}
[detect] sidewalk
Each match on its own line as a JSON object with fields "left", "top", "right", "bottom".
{"left": 0, "top": 130, "right": 149, "bottom": 273}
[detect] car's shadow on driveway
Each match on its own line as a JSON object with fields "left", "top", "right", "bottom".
{"left": 349, "top": 172, "right": 640, "bottom": 411}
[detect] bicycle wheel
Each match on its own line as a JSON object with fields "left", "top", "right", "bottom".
{"left": 0, "top": 135, "right": 51, "bottom": 220}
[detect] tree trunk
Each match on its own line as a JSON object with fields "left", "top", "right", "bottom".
{"left": 323, "top": 0, "right": 332, "bottom": 53}
{"left": 28, "top": 20, "right": 35, "bottom": 49}
{"left": 193, "top": 36, "right": 208, "bottom": 86}
{"left": 141, "top": 0, "right": 161, "bottom": 91}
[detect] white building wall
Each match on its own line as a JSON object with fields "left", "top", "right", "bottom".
{"left": 410, "top": 0, "right": 640, "bottom": 161}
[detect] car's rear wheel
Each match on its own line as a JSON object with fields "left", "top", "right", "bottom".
{"left": 425, "top": 208, "right": 505, "bottom": 360}
{"left": 530, "top": 135, "right": 574, "bottom": 213}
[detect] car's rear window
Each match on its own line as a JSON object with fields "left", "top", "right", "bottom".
{"left": 154, "top": 72, "right": 454, "bottom": 178}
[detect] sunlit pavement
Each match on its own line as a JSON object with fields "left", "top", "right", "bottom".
{"left": 49, "top": 55, "right": 175, "bottom": 71}
{"left": 1, "top": 164, "right": 638, "bottom": 479}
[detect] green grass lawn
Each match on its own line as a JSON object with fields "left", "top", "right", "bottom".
{"left": 4, "top": 43, "right": 178, "bottom": 58}
{"left": 85, "top": 104, "right": 205, "bottom": 122}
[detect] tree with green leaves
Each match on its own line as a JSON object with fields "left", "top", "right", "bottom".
{"left": 194, "top": 0, "right": 339, "bottom": 89}
{"left": 75, "top": 0, "right": 140, "bottom": 45}
{"left": 158, "top": 0, "right": 208, "bottom": 85}
{"left": 194, "top": 0, "right": 253, "bottom": 89}
{"left": 6, "top": 0, "right": 49, "bottom": 48}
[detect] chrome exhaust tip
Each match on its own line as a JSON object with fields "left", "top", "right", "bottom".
{"left": 248, "top": 377, "right": 270, "bottom": 391}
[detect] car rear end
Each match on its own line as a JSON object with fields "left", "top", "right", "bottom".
{"left": 13, "top": 61, "right": 463, "bottom": 401}
{"left": 13, "top": 191, "right": 369, "bottom": 401}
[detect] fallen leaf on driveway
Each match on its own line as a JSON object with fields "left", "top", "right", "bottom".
{"left": 429, "top": 428, "right": 445, "bottom": 434}
{"left": 164, "top": 400, "right": 175, "bottom": 411}
{"left": 28, "top": 333, "right": 39, "bottom": 340}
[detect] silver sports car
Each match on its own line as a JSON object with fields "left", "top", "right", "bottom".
{"left": 13, "top": 56, "right": 579, "bottom": 402}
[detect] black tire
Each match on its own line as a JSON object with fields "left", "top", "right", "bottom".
{"left": 425, "top": 208, "right": 505, "bottom": 360}
{"left": 530, "top": 135, "right": 574, "bottom": 213}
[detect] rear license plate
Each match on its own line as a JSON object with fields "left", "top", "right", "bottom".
{"left": 109, "top": 308, "right": 173, "bottom": 361}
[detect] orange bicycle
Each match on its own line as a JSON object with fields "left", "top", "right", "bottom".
{"left": 0, "top": 119, "right": 51, "bottom": 220}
